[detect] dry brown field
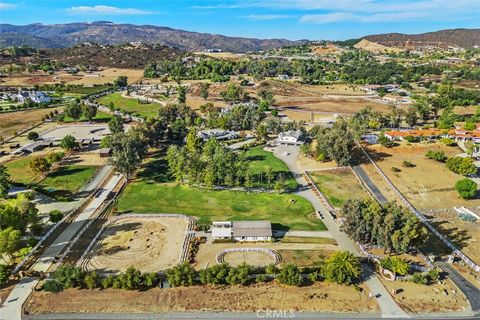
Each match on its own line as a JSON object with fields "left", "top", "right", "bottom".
{"left": 84, "top": 217, "right": 187, "bottom": 273}
{"left": 223, "top": 251, "right": 276, "bottom": 267}
{"left": 0, "top": 68, "right": 144, "bottom": 86}
{"left": 380, "top": 278, "right": 468, "bottom": 313}
{"left": 0, "top": 107, "right": 63, "bottom": 140}
{"left": 26, "top": 282, "right": 377, "bottom": 314}
{"left": 365, "top": 142, "right": 473, "bottom": 209}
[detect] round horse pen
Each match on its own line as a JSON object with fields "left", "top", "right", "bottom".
{"left": 216, "top": 248, "right": 281, "bottom": 267}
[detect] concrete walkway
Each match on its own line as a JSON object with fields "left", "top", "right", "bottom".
{"left": 0, "top": 172, "right": 123, "bottom": 320}
{"left": 272, "top": 145, "right": 409, "bottom": 318}
{"left": 283, "top": 230, "right": 334, "bottom": 238}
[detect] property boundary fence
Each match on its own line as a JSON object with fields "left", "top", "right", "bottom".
{"left": 77, "top": 213, "right": 196, "bottom": 271}
{"left": 358, "top": 144, "right": 480, "bottom": 273}
{"left": 216, "top": 248, "right": 282, "bottom": 265}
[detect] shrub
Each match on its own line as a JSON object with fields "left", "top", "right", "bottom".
{"left": 0, "top": 264, "right": 9, "bottom": 285}
{"left": 380, "top": 256, "right": 409, "bottom": 276}
{"left": 427, "top": 269, "right": 440, "bottom": 283}
{"left": 412, "top": 272, "right": 429, "bottom": 285}
{"left": 255, "top": 274, "right": 268, "bottom": 283}
{"left": 84, "top": 271, "right": 98, "bottom": 289}
{"left": 60, "top": 134, "right": 78, "bottom": 151}
{"left": 49, "top": 209, "right": 64, "bottom": 223}
{"left": 265, "top": 263, "right": 278, "bottom": 275}
{"left": 143, "top": 272, "right": 160, "bottom": 287}
{"left": 27, "top": 131, "right": 39, "bottom": 141}
{"left": 101, "top": 275, "right": 115, "bottom": 289}
{"left": 425, "top": 150, "right": 447, "bottom": 162}
{"left": 446, "top": 157, "right": 477, "bottom": 176}
{"left": 439, "top": 138, "right": 456, "bottom": 146}
{"left": 165, "top": 262, "right": 196, "bottom": 287}
{"left": 43, "top": 280, "right": 64, "bottom": 292}
{"left": 277, "top": 263, "right": 303, "bottom": 286}
{"left": 402, "top": 161, "right": 415, "bottom": 168}
{"left": 391, "top": 167, "right": 401, "bottom": 173}
{"left": 225, "top": 263, "right": 251, "bottom": 285}
{"left": 404, "top": 135, "right": 418, "bottom": 143}
{"left": 46, "top": 152, "right": 64, "bottom": 164}
{"left": 308, "top": 271, "right": 320, "bottom": 283}
{"left": 199, "top": 263, "right": 230, "bottom": 285}
{"left": 51, "top": 265, "right": 84, "bottom": 289}
{"left": 455, "top": 179, "right": 477, "bottom": 199}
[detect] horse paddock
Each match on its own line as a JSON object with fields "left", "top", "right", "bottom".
{"left": 83, "top": 216, "right": 188, "bottom": 273}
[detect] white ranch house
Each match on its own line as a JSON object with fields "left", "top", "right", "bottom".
{"left": 212, "top": 220, "right": 272, "bottom": 242}
{"left": 277, "top": 130, "right": 304, "bottom": 145}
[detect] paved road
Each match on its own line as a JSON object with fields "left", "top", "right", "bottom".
{"left": 352, "top": 165, "right": 388, "bottom": 204}
{"left": 272, "top": 145, "right": 409, "bottom": 318}
{"left": 22, "top": 312, "right": 480, "bottom": 320}
{"left": 0, "top": 172, "right": 123, "bottom": 320}
{"left": 437, "top": 262, "right": 480, "bottom": 313}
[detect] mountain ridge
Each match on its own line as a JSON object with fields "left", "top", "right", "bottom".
{"left": 0, "top": 22, "right": 308, "bottom": 52}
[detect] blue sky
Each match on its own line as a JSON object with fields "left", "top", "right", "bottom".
{"left": 0, "top": 0, "right": 479, "bottom": 40}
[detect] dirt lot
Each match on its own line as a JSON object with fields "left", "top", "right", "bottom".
{"left": 380, "top": 278, "right": 469, "bottom": 313}
{"left": 62, "top": 149, "right": 109, "bottom": 166}
{"left": 0, "top": 68, "right": 144, "bottom": 86}
{"left": 85, "top": 217, "right": 187, "bottom": 273}
{"left": 0, "top": 107, "right": 63, "bottom": 140}
{"left": 194, "top": 242, "right": 339, "bottom": 270}
{"left": 365, "top": 142, "right": 473, "bottom": 209}
{"left": 26, "top": 282, "right": 377, "bottom": 314}
{"left": 424, "top": 209, "right": 480, "bottom": 266}
{"left": 223, "top": 251, "right": 276, "bottom": 267}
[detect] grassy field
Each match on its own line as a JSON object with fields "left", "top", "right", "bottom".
{"left": 38, "top": 165, "right": 97, "bottom": 193}
{"left": 61, "top": 111, "right": 112, "bottom": 123}
{"left": 309, "top": 169, "right": 369, "bottom": 207}
{"left": 5, "top": 157, "right": 97, "bottom": 199}
{"left": 97, "top": 92, "right": 162, "bottom": 118}
{"left": 117, "top": 182, "right": 324, "bottom": 231}
{"left": 4, "top": 156, "right": 36, "bottom": 184}
{"left": 245, "top": 146, "right": 297, "bottom": 190}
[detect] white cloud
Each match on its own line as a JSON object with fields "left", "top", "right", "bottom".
{"left": 67, "top": 5, "right": 154, "bottom": 15}
{"left": 245, "top": 14, "right": 290, "bottom": 21}
{"left": 214, "top": 0, "right": 480, "bottom": 24}
{"left": 0, "top": 2, "right": 16, "bottom": 10}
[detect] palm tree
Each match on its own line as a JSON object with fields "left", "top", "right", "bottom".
{"left": 323, "top": 251, "right": 361, "bottom": 285}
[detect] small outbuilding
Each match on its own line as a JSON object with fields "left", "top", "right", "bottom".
{"left": 98, "top": 148, "right": 112, "bottom": 158}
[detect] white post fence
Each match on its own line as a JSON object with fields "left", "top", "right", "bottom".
{"left": 358, "top": 144, "right": 480, "bottom": 273}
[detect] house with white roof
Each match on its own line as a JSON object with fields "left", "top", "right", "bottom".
{"left": 277, "top": 130, "right": 304, "bottom": 145}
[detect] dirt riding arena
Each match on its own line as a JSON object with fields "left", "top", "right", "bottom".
{"left": 83, "top": 216, "right": 189, "bottom": 273}
{"left": 218, "top": 248, "right": 280, "bottom": 267}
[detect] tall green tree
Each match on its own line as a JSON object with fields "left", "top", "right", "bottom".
{"left": 65, "top": 102, "right": 82, "bottom": 122}
{"left": 82, "top": 104, "right": 97, "bottom": 122}
{"left": 0, "top": 165, "right": 12, "bottom": 198}
{"left": 108, "top": 115, "right": 124, "bottom": 134}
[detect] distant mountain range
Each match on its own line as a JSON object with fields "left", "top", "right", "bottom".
{"left": 363, "top": 28, "right": 480, "bottom": 49}
{"left": 1, "top": 23, "right": 478, "bottom": 52}
{"left": 0, "top": 22, "right": 307, "bottom": 52}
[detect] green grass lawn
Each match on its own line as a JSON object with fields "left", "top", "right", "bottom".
{"left": 309, "top": 169, "right": 369, "bottom": 208}
{"left": 38, "top": 165, "right": 97, "bottom": 192}
{"left": 245, "top": 147, "right": 298, "bottom": 191}
{"left": 117, "top": 182, "right": 325, "bottom": 231}
{"left": 5, "top": 156, "right": 36, "bottom": 184}
{"left": 60, "top": 85, "right": 112, "bottom": 96}
{"left": 61, "top": 111, "right": 112, "bottom": 123}
{"left": 97, "top": 92, "right": 162, "bottom": 118}
{"left": 5, "top": 157, "right": 97, "bottom": 199}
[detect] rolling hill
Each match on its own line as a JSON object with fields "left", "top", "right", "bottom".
{"left": 0, "top": 22, "right": 307, "bottom": 52}
{"left": 364, "top": 28, "right": 480, "bottom": 49}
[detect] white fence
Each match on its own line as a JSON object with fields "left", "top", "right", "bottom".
{"left": 358, "top": 144, "right": 480, "bottom": 273}
{"left": 216, "top": 248, "right": 282, "bottom": 265}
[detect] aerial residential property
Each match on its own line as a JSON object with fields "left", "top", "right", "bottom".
{"left": 0, "top": 2, "right": 479, "bottom": 320}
